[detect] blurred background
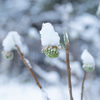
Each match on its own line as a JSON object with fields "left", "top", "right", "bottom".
{"left": 0, "top": 0, "right": 100, "bottom": 100}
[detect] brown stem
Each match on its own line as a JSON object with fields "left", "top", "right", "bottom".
{"left": 81, "top": 71, "right": 86, "bottom": 100}
{"left": 15, "top": 45, "right": 42, "bottom": 89}
{"left": 65, "top": 42, "right": 73, "bottom": 100}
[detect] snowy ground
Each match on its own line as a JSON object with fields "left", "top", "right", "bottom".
{"left": 0, "top": 74, "right": 100, "bottom": 100}
{"left": 0, "top": 80, "right": 78, "bottom": 100}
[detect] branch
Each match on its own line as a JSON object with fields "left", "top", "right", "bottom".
{"left": 65, "top": 42, "right": 73, "bottom": 100}
{"left": 15, "top": 45, "right": 42, "bottom": 89}
{"left": 81, "top": 71, "right": 86, "bottom": 100}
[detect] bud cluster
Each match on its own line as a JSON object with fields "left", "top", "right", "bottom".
{"left": 2, "top": 51, "right": 14, "bottom": 60}
{"left": 44, "top": 46, "right": 59, "bottom": 58}
{"left": 82, "top": 63, "right": 94, "bottom": 72}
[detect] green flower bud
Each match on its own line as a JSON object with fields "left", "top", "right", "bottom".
{"left": 82, "top": 63, "right": 94, "bottom": 72}
{"left": 2, "top": 51, "right": 14, "bottom": 60}
{"left": 44, "top": 46, "right": 59, "bottom": 58}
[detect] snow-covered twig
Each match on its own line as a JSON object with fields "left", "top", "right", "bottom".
{"left": 15, "top": 45, "right": 50, "bottom": 100}
{"left": 81, "top": 71, "right": 86, "bottom": 100}
{"left": 15, "top": 45, "right": 42, "bottom": 89}
{"left": 81, "top": 49, "right": 95, "bottom": 100}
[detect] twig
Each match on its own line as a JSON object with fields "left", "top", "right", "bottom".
{"left": 15, "top": 45, "right": 42, "bottom": 89}
{"left": 81, "top": 71, "right": 86, "bottom": 100}
{"left": 65, "top": 42, "right": 73, "bottom": 100}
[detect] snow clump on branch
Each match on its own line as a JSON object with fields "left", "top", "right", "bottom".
{"left": 81, "top": 49, "right": 95, "bottom": 72}
{"left": 40, "top": 23, "right": 60, "bottom": 58}
{"left": 2, "top": 31, "right": 28, "bottom": 60}
{"left": 2, "top": 31, "right": 22, "bottom": 52}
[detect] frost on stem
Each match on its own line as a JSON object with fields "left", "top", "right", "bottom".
{"left": 24, "top": 58, "right": 32, "bottom": 68}
{"left": 40, "top": 23, "right": 60, "bottom": 58}
{"left": 81, "top": 49, "right": 95, "bottom": 72}
{"left": 96, "top": 2, "right": 100, "bottom": 18}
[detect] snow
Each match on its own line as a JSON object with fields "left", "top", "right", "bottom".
{"left": 81, "top": 49, "right": 95, "bottom": 71}
{"left": 0, "top": 82, "right": 44, "bottom": 100}
{"left": 81, "top": 49, "right": 95, "bottom": 66}
{"left": 0, "top": 77, "right": 99, "bottom": 100}
{"left": 24, "top": 58, "right": 32, "bottom": 68}
{"left": 41, "top": 89, "right": 50, "bottom": 100}
{"left": 40, "top": 23, "right": 60, "bottom": 47}
{"left": 2, "top": 31, "right": 22, "bottom": 52}
{"left": 2, "top": 31, "right": 29, "bottom": 56}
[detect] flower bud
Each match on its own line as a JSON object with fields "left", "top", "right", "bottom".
{"left": 81, "top": 49, "right": 95, "bottom": 72}
{"left": 2, "top": 51, "right": 14, "bottom": 60}
{"left": 44, "top": 46, "right": 59, "bottom": 58}
{"left": 82, "top": 63, "right": 94, "bottom": 72}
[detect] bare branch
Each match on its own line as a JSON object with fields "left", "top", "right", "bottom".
{"left": 65, "top": 42, "right": 73, "bottom": 100}
{"left": 81, "top": 71, "right": 86, "bottom": 100}
{"left": 15, "top": 45, "right": 42, "bottom": 89}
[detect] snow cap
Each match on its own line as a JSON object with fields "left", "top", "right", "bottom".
{"left": 2, "top": 31, "right": 22, "bottom": 52}
{"left": 81, "top": 49, "right": 95, "bottom": 71}
{"left": 40, "top": 22, "right": 60, "bottom": 47}
{"left": 81, "top": 49, "right": 95, "bottom": 65}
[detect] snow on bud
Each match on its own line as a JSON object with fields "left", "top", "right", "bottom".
{"left": 2, "top": 51, "right": 14, "bottom": 60}
{"left": 40, "top": 22, "right": 60, "bottom": 58}
{"left": 40, "top": 23, "right": 60, "bottom": 47}
{"left": 2, "top": 31, "right": 22, "bottom": 52}
{"left": 81, "top": 49, "right": 95, "bottom": 72}
{"left": 96, "top": 2, "right": 100, "bottom": 18}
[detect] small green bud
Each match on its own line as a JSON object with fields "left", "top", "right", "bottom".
{"left": 44, "top": 46, "right": 59, "bottom": 58}
{"left": 82, "top": 63, "right": 94, "bottom": 72}
{"left": 64, "top": 32, "right": 69, "bottom": 43}
{"left": 2, "top": 51, "right": 14, "bottom": 60}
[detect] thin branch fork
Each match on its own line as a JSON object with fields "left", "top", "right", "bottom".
{"left": 15, "top": 45, "right": 42, "bottom": 89}
{"left": 81, "top": 71, "right": 86, "bottom": 100}
{"left": 65, "top": 42, "right": 73, "bottom": 100}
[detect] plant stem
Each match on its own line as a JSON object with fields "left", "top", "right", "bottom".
{"left": 15, "top": 45, "right": 42, "bottom": 89}
{"left": 65, "top": 42, "right": 73, "bottom": 100}
{"left": 81, "top": 71, "right": 86, "bottom": 100}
